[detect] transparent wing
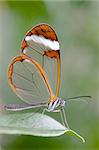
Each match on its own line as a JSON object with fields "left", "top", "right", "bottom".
{"left": 43, "top": 55, "right": 58, "bottom": 95}
{"left": 8, "top": 55, "right": 53, "bottom": 105}
{"left": 21, "top": 23, "right": 61, "bottom": 97}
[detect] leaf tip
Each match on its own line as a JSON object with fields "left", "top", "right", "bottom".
{"left": 66, "top": 129, "right": 85, "bottom": 143}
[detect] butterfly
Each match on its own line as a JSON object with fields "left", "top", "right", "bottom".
{"left": 6, "top": 23, "right": 91, "bottom": 128}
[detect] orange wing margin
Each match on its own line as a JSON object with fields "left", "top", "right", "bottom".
{"left": 21, "top": 23, "right": 61, "bottom": 98}
{"left": 8, "top": 55, "right": 55, "bottom": 102}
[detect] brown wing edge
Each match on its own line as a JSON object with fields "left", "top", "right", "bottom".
{"left": 21, "top": 23, "right": 59, "bottom": 51}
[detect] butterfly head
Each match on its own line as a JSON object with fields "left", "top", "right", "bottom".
{"left": 48, "top": 98, "right": 65, "bottom": 112}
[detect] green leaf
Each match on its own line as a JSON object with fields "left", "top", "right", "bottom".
{"left": 0, "top": 112, "right": 85, "bottom": 142}
{"left": 66, "top": 129, "right": 85, "bottom": 143}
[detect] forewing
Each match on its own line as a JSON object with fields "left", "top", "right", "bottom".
{"left": 21, "top": 23, "right": 60, "bottom": 97}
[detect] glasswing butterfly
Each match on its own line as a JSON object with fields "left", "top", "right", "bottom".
{"left": 5, "top": 23, "right": 91, "bottom": 127}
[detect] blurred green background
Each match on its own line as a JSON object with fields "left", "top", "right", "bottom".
{"left": 0, "top": 1, "right": 99, "bottom": 150}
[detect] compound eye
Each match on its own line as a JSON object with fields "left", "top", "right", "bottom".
{"left": 52, "top": 100, "right": 56, "bottom": 105}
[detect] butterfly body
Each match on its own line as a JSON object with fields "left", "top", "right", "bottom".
{"left": 48, "top": 98, "right": 65, "bottom": 112}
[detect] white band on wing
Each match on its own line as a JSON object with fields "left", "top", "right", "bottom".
{"left": 25, "top": 35, "right": 60, "bottom": 50}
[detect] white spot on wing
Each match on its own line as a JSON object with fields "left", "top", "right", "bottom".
{"left": 25, "top": 35, "right": 60, "bottom": 50}
{"left": 23, "top": 59, "right": 31, "bottom": 64}
{"left": 23, "top": 48, "right": 28, "bottom": 53}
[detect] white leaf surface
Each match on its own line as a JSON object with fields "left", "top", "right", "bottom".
{"left": 0, "top": 112, "right": 85, "bottom": 142}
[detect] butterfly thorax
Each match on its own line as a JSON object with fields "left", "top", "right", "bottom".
{"left": 48, "top": 98, "right": 65, "bottom": 112}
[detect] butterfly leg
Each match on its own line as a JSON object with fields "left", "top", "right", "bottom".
{"left": 42, "top": 108, "right": 60, "bottom": 114}
{"left": 42, "top": 108, "right": 69, "bottom": 128}
{"left": 52, "top": 109, "right": 60, "bottom": 112}
{"left": 60, "top": 107, "right": 70, "bottom": 128}
{"left": 42, "top": 108, "right": 49, "bottom": 115}
{"left": 51, "top": 108, "right": 69, "bottom": 128}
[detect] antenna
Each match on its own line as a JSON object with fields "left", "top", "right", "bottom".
{"left": 65, "top": 95, "right": 92, "bottom": 102}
